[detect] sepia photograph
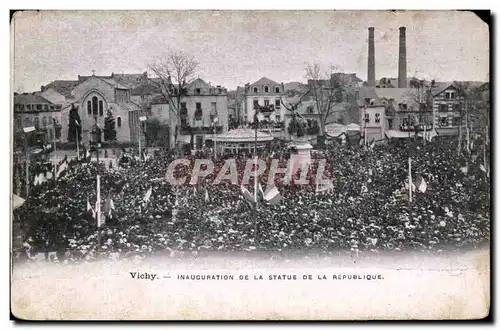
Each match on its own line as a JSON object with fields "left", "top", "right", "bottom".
{"left": 10, "top": 9, "right": 491, "bottom": 320}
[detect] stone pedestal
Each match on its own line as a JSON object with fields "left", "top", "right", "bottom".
{"left": 289, "top": 139, "right": 313, "bottom": 177}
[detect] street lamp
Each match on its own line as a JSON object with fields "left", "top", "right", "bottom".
{"left": 139, "top": 116, "right": 147, "bottom": 162}
{"left": 22, "top": 126, "right": 35, "bottom": 198}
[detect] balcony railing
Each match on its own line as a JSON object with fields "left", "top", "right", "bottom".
{"left": 399, "top": 124, "right": 433, "bottom": 132}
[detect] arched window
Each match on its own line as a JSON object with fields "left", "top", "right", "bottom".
{"left": 34, "top": 116, "right": 40, "bottom": 128}
{"left": 264, "top": 86, "right": 269, "bottom": 93}
{"left": 99, "top": 100, "right": 104, "bottom": 116}
{"left": 87, "top": 101, "right": 92, "bottom": 115}
{"left": 92, "top": 96, "right": 98, "bottom": 116}
{"left": 117, "top": 117, "right": 122, "bottom": 128}
{"left": 253, "top": 87, "right": 258, "bottom": 93}
{"left": 41, "top": 117, "right": 47, "bottom": 127}
{"left": 275, "top": 86, "right": 280, "bottom": 93}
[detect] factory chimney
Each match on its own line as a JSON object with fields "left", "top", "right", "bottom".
{"left": 367, "top": 27, "right": 375, "bottom": 86}
{"left": 398, "top": 26, "right": 407, "bottom": 88}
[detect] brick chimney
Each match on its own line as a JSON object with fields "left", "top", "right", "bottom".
{"left": 398, "top": 26, "right": 407, "bottom": 88}
{"left": 367, "top": 27, "right": 375, "bottom": 86}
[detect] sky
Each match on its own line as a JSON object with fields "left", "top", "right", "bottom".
{"left": 12, "top": 10, "right": 489, "bottom": 93}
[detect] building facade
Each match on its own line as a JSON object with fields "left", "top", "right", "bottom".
{"left": 13, "top": 93, "right": 63, "bottom": 143}
{"left": 242, "top": 77, "right": 285, "bottom": 123}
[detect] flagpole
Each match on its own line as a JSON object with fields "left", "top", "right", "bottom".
{"left": 76, "top": 122, "right": 80, "bottom": 160}
{"left": 53, "top": 119, "right": 57, "bottom": 178}
{"left": 253, "top": 109, "right": 259, "bottom": 244}
{"left": 408, "top": 157, "right": 412, "bottom": 203}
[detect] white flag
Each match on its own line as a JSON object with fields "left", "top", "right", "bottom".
{"left": 143, "top": 187, "right": 152, "bottom": 202}
{"left": 416, "top": 176, "right": 427, "bottom": 193}
{"left": 56, "top": 161, "right": 68, "bottom": 178}
{"left": 75, "top": 120, "right": 80, "bottom": 127}
{"left": 460, "top": 166, "right": 468, "bottom": 174}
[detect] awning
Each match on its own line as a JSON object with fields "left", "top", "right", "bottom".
{"left": 417, "top": 129, "right": 438, "bottom": 139}
{"left": 385, "top": 130, "right": 413, "bottom": 139}
{"left": 177, "top": 135, "right": 191, "bottom": 144}
{"left": 436, "top": 128, "right": 460, "bottom": 136}
{"left": 346, "top": 123, "right": 361, "bottom": 131}
{"left": 12, "top": 194, "right": 25, "bottom": 210}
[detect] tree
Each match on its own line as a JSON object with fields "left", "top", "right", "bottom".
{"left": 104, "top": 110, "right": 117, "bottom": 142}
{"left": 144, "top": 118, "right": 170, "bottom": 147}
{"left": 67, "top": 104, "right": 82, "bottom": 143}
{"left": 148, "top": 51, "right": 199, "bottom": 151}
{"left": 305, "top": 64, "right": 355, "bottom": 145}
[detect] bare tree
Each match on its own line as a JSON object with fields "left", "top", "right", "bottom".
{"left": 148, "top": 51, "right": 199, "bottom": 149}
{"left": 408, "top": 78, "right": 435, "bottom": 142}
{"left": 305, "top": 64, "right": 354, "bottom": 145}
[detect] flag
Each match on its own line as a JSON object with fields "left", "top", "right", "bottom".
{"left": 204, "top": 188, "right": 209, "bottom": 202}
{"left": 12, "top": 194, "right": 25, "bottom": 210}
{"left": 263, "top": 185, "right": 283, "bottom": 205}
{"left": 460, "top": 166, "right": 468, "bottom": 174}
{"left": 241, "top": 185, "right": 255, "bottom": 205}
{"left": 45, "top": 171, "right": 53, "bottom": 180}
{"left": 87, "top": 200, "right": 95, "bottom": 218}
{"left": 369, "top": 139, "right": 375, "bottom": 150}
{"left": 258, "top": 182, "right": 265, "bottom": 198}
{"left": 85, "top": 149, "right": 91, "bottom": 159}
{"left": 415, "top": 176, "right": 427, "bottom": 193}
{"left": 143, "top": 187, "right": 152, "bottom": 202}
{"left": 405, "top": 182, "right": 416, "bottom": 192}
{"left": 33, "top": 174, "right": 40, "bottom": 186}
{"left": 56, "top": 161, "right": 68, "bottom": 178}
{"left": 75, "top": 120, "right": 80, "bottom": 127}
{"left": 480, "top": 164, "right": 487, "bottom": 173}
{"left": 359, "top": 138, "right": 364, "bottom": 146}
{"left": 104, "top": 195, "right": 115, "bottom": 218}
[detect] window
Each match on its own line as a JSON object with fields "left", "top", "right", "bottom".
{"left": 439, "top": 104, "right": 448, "bottom": 112}
{"left": 117, "top": 117, "right": 122, "bottom": 128}
{"left": 23, "top": 117, "right": 31, "bottom": 127}
{"left": 99, "top": 100, "right": 104, "bottom": 116}
{"left": 440, "top": 117, "right": 448, "bottom": 126}
{"left": 141, "top": 95, "right": 146, "bottom": 101}
{"left": 375, "top": 113, "right": 381, "bottom": 123}
{"left": 402, "top": 118, "right": 409, "bottom": 126}
{"left": 43, "top": 104, "right": 49, "bottom": 111}
{"left": 364, "top": 113, "right": 370, "bottom": 123}
{"left": 264, "top": 86, "right": 269, "bottom": 93}
{"left": 34, "top": 116, "right": 40, "bottom": 127}
{"left": 19, "top": 104, "right": 24, "bottom": 111}
{"left": 195, "top": 88, "right": 201, "bottom": 95}
{"left": 450, "top": 92, "right": 456, "bottom": 100}
{"left": 388, "top": 118, "right": 393, "bottom": 129}
{"left": 419, "top": 103, "right": 427, "bottom": 111}
{"left": 453, "top": 117, "right": 462, "bottom": 126}
{"left": 399, "top": 103, "right": 407, "bottom": 110}
{"left": 92, "top": 96, "right": 98, "bottom": 116}
{"left": 275, "top": 114, "right": 281, "bottom": 122}
{"left": 41, "top": 117, "right": 47, "bottom": 127}
{"left": 36, "top": 104, "right": 42, "bottom": 110}
{"left": 275, "top": 86, "right": 280, "bottom": 93}
{"left": 156, "top": 107, "right": 163, "bottom": 116}
{"left": 253, "top": 100, "right": 259, "bottom": 109}
{"left": 87, "top": 101, "right": 92, "bottom": 115}
{"left": 264, "top": 99, "right": 270, "bottom": 107}
{"left": 253, "top": 87, "right": 258, "bottom": 93}
{"left": 307, "top": 105, "right": 314, "bottom": 114}
{"left": 275, "top": 99, "right": 281, "bottom": 108}
{"left": 195, "top": 102, "right": 202, "bottom": 119}
{"left": 445, "top": 92, "right": 450, "bottom": 100}
{"left": 453, "top": 103, "right": 462, "bottom": 112}
{"left": 27, "top": 104, "right": 31, "bottom": 110}
{"left": 211, "top": 102, "right": 217, "bottom": 115}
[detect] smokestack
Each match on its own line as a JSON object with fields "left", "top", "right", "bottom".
{"left": 398, "top": 26, "right": 407, "bottom": 88}
{"left": 367, "top": 27, "right": 375, "bottom": 86}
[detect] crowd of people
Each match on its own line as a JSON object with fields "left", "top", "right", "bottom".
{"left": 13, "top": 136, "right": 490, "bottom": 262}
